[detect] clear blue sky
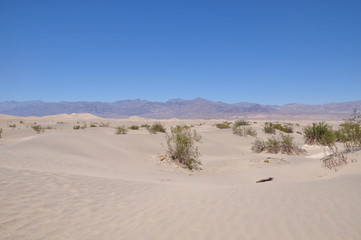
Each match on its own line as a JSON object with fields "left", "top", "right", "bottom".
{"left": 1, "top": 0, "right": 360, "bottom": 105}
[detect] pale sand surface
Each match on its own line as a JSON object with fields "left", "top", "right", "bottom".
{"left": 1, "top": 114, "right": 360, "bottom": 240}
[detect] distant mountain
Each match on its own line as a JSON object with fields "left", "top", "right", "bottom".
{"left": 0, "top": 98, "right": 360, "bottom": 120}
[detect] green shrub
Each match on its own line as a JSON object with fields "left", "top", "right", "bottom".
{"left": 215, "top": 122, "right": 231, "bottom": 129}
{"left": 99, "top": 122, "right": 110, "bottom": 127}
{"left": 233, "top": 120, "right": 250, "bottom": 127}
{"left": 115, "top": 126, "right": 128, "bottom": 135}
{"left": 90, "top": 124, "right": 97, "bottom": 127}
{"left": 252, "top": 134, "right": 304, "bottom": 155}
{"left": 73, "top": 125, "right": 81, "bottom": 130}
{"left": 232, "top": 126, "right": 257, "bottom": 137}
{"left": 129, "top": 125, "right": 139, "bottom": 130}
{"left": 264, "top": 122, "right": 293, "bottom": 134}
{"left": 32, "top": 125, "right": 43, "bottom": 134}
{"left": 264, "top": 122, "right": 276, "bottom": 134}
{"left": 141, "top": 124, "right": 150, "bottom": 129}
{"left": 251, "top": 139, "right": 266, "bottom": 153}
{"left": 149, "top": 123, "right": 166, "bottom": 134}
{"left": 265, "top": 136, "right": 281, "bottom": 154}
{"left": 335, "top": 110, "right": 361, "bottom": 149}
{"left": 303, "top": 122, "right": 335, "bottom": 146}
{"left": 278, "top": 134, "right": 304, "bottom": 155}
{"left": 166, "top": 125, "right": 202, "bottom": 170}
{"left": 273, "top": 123, "right": 293, "bottom": 133}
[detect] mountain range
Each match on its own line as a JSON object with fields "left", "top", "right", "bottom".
{"left": 1, "top": 98, "right": 360, "bottom": 120}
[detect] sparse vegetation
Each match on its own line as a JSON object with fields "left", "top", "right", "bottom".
{"left": 73, "top": 124, "right": 87, "bottom": 130}
{"left": 232, "top": 125, "right": 257, "bottom": 137}
{"left": 252, "top": 139, "right": 266, "bottom": 153}
{"left": 335, "top": 110, "right": 361, "bottom": 150}
{"left": 141, "top": 124, "right": 150, "bottom": 129}
{"left": 165, "top": 125, "right": 202, "bottom": 170}
{"left": 252, "top": 134, "right": 304, "bottom": 155}
{"left": 233, "top": 120, "right": 250, "bottom": 127}
{"left": 0, "top": 128, "right": 2, "bottom": 138}
{"left": 264, "top": 122, "right": 276, "bottom": 134}
{"left": 115, "top": 126, "right": 128, "bottom": 135}
{"left": 129, "top": 125, "right": 139, "bottom": 130}
{"left": 32, "top": 125, "right": 43, "bottom": 134}
{"left": 149, "top": 123, "right": 166, "bottom": 134}
{"left": 263, "top": 122, "right": 293, "bottom": 134}
{"left": 303, "top": 122, "right": 335, "bottom": 146}
{"left": 99, "top": 122, "right": 110, "bottom": 127}
{"left": 90, "top": 124, "right": 97, "bottom": 127}
{"left": 8, "top": 124, "right": 16, "bottom": 128}
{"left": 215, "top": 122, "right": 231, "bottom": 129}
{"left": 322, "top": 145, "right": 348, "bottom": 171}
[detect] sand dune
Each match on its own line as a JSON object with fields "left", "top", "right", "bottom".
{"left": 1, "top": 115, "right": 360, "bottom": 239}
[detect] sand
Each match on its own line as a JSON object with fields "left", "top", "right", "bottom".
{"left": 1, "top": 114, "right": 360, "bottom": 240}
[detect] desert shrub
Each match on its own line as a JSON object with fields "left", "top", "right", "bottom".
{"left": 73, "top": 125, "right": 81, "bottom": 130}
{"left": 252, "top": 134, "right": 304, "bottom": 155}
{"left": 90, "top": 124, "right": 97, "bottom": 127}
{"left": 32, "top": 125, "right": 43, "bottom": 134}
{"left": 149, "top": 123, "right": 166, "bottom": 134}
{"left": 141, "top": 124, "right": 150, "bottom": 129}
{"left": 115, "top": 126, "right": 127, "bottom": 135}
{"left": 303, "top": 122, "right": 336, "bottom": 146}
{"left": 233, "top": 120, "right": 250, "bottom": 127}
{"left": 20, "top": 120, "right": 24, "bottom": 124}
{"left": 273, "top": 123, "right": 293, "bottom": 133}
{"left": 252, "top": 139, "right": 266, "bottom": 153}
{"left": 278, "top": 134, "right": 304, "bottom": 154}
{"left": 99, "top": 122, "right": 110, "bottom": 127}
{"left": 232, "top": 125, "right": 257, "bottom": 137}
{"left": 264, "top": 122, "right": 276, "bottom": 134}
{"left": 0, "top": 128, "right": 2, "bottom": 138}
{"left": 322, "top": 145, "right": 348, "bottom": 171}
{"left": 334, "top": 110, "right": 361, "bottom": 150}
{"left": 215, "top": 122, "right": 231, "bottom": 129}
{"left": 264, "top": 122, "right": 293, "bottom": 134}
{"left": 166, "top": 125, "right": 202, "bottom": 170}
{"left": 265, "top": 136, "right": 281, "bottom": 153}
{"left": 129, "top": 125, "right": 139, "bottom": 130}
{"left": 8, "top": 124, "right": 16, "bottom": 128}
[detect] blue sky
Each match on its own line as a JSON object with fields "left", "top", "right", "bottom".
{"left": 1, "top": 0, "right": 360, "bottom": 105}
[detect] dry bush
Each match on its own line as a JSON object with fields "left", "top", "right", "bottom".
{"left": 252, "top": 139, "right": 266, "bottom": 153}
{"left": 252, "top": 134, "right": 304, "bottom": 155}
{"left": 322, "top": 145, "right": 348, "bottom": 171}
{"left": 335, "top": 110, "right": 361, "bottom": 150}
{"left": 129, "top": 125, "right": 139, "bottom": 130}
{"left": 32, "top": 125, "right": 43, "bottom": 134}
{"left": 149, "top": 123, "right": 166, "bottom": 134}
{"left": 233, "top": 125, "right": 257, "bottom": 137}
{"left": 115, "top": 126, "right": 128, "bottom": 135}
{"left": 166, "top": 125, "right": 202, "bottom": 170}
